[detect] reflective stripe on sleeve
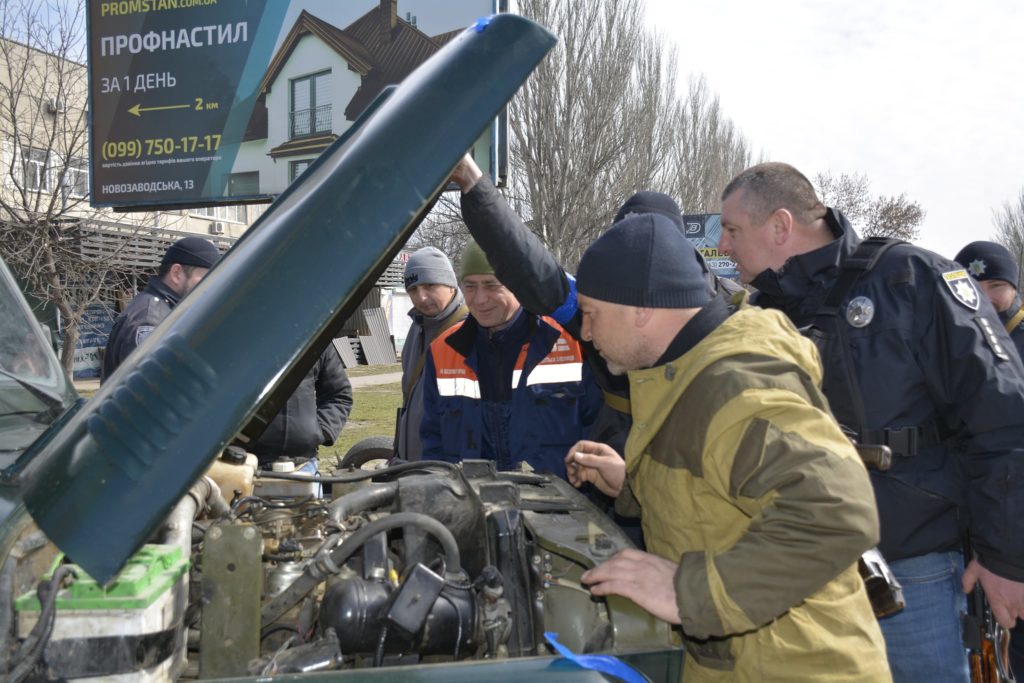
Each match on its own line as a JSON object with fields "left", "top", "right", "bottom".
{"left": 436, "top": 377, "right": 482, "bottom": 398}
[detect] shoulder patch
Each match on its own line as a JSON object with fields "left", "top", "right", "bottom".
{"left": 941, "top": 269, "right": 980, "bottom": 310}
{"left": 135, "top": 325, "right": 155, "bottom": 346}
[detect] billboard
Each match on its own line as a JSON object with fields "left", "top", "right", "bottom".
{"left": 88, "top": 0, "right": 498, "bottom": 209}
{"left": 682, "top": 213, "right": 739, "bottom": 281}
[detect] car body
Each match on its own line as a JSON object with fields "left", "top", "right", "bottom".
{"left": 0, "top": 13, "right": 683, "bottom": 682}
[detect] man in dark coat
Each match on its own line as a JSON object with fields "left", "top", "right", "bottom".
{"left": 101, "top": 236, "right": 221, "bottom": 382}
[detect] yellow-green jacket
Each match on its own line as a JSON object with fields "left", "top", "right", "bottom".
{"left": 616, "top": 307, "right": 890, "bottom": 682}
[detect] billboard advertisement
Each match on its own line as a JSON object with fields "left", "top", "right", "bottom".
{"left": 682, "top": 213, "right": 739, "bottom": 281}
{"left": 88, "top": 0, "right": 498, "bottom": 209}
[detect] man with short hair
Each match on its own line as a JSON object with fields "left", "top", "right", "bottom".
{"left": 420, "top": 240, "right": 601, "bottom": 476}
{"left": 101, "top": 236, "right": 221, "bottom": 382}
{"left": 955, "top": 240, "right": 1024, "bottom": 357}
{"left": 718, "top": 162, "right": 1024, "bottom": 682}
{"left": 566, "top": 214, "right": 890, "bottom": 681}
{"left": 395, "top": 246, "right": 467, "bottom": 460}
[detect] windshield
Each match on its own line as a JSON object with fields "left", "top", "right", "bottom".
{"left": 0, "top": 258, "right": 75, "bottom": 427}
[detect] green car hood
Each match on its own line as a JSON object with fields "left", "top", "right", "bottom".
{"left": 18, "top": 14, "right": 556, "bottom": 585}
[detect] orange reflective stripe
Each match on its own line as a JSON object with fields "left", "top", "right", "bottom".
{"left": 430, "top": 321, "right": 479, "bottom": 398}
{"left": 431, "top": 316, "right": 584, "bottom": 393}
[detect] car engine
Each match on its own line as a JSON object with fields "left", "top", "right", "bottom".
{"left": 4, "top": 456, "right": 670, "bottom": 680}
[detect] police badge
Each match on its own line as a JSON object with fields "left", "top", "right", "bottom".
{"left": 135, "top": 325, "right": 155, "bottom": 346}
{"left": 941, "top": 269, "right": 980, "bottom": 311}
{"left": 846, "top": 296, "right": 875, "bottom": 327}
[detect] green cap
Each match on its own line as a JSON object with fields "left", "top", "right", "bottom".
{"left": 459, "top": 239, "right": 495, "bottom": 280}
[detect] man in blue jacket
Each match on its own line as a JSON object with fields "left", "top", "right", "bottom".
{"left": 420, "top": 240, "right": 601, "bottom": 477}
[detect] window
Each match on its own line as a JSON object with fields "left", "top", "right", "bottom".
{"left": 290, "top": 71, "right": 332, "bottom": 138}
{"left": 290, "top": 159, "right": 313, "bottom": 183}
{"left": 189, "top": 205, "right": 247, "bottom": 223}
{"left": 22, "top": 148, "right": 50, "bottom": 191}
{"left": 229, "top": 171, "right": 259, "bottom": 197}
{"left": 61, "top": 157, "right": 89, "bottom": 198}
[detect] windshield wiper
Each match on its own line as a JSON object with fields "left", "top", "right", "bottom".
{"left": 0, "top": 366, "right": 67, "bottom": 417}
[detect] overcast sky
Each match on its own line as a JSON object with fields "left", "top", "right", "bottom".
{"left": 644, "top": 0, "right": 1024, "bottom": 259}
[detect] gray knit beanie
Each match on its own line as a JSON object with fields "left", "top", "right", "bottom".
{"left": 404, "top": 247, "right": 457, "bottom": 290}
{"left": 577, "top": 214, "right": 710, "bottom": 308}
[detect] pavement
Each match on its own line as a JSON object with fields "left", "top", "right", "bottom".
{"left": 73, "top": 370, "right": 403, "bottom": 394}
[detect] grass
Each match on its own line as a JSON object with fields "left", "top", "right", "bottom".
{"left": 321, "top": 382, "right": 402, "bottom": 467}
{"left": 344, "top": 362, "right": 402, "bottom": 378}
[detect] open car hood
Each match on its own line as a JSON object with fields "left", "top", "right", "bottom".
{"left": 18, "top": 14, "right": 556, "bottom": 584}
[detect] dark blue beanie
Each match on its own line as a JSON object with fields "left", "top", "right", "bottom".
{"left": 954, "top": 241, "right": 1019, "bottom": 286}
{"left": 577, "top": 214, "right": 710, "bottom": 308}
{"left": 614, "top": 191, "right": 683, "bottom": 230}
{"left": 162, "top": 236, "right": 221, "bottom": 268}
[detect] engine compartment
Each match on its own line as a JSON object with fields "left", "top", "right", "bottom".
{"left": 5, "top": 457, "right": 671, "bottom": 679}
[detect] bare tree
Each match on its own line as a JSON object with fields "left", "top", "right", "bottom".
{"left": 508, "top": 0, "right": 680, "bottom": 269}
{"left": 667, "top": 76, "right": 758, "bottom": 214}
{"left": 0, "top": 0, "right": 163, "bottom": 372}
{"left": 813, "top": 171, "right": 924, "bottom": 242}
{"left": 993, "top": 187, "right": 1024, "bottom": 290}
{"left": 412, "top": 0, "right": 757, "bottom": 271}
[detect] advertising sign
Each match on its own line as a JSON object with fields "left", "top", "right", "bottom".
{"left": 88, "top": 0, "right": 498, "bottom": 209}
{"left": 683, "top": 213, "right": 739, "bottom": 281}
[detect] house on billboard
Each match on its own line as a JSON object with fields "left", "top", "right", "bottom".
{"left": 229, "top": 1, "right": 476, "bottom": 196}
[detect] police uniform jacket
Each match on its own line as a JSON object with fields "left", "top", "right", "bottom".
{"left": 101, "top": 277, "right": 179, "bottom": 383}
{"left": 751, "top": 208, "right": 1024, "bottom": 581}
{"left": 420, "top": 312, "right": 601, "bottom": 476}
{"left": 248, "top": 345, "right": 353, "bottom": 466}
{"left": 617, "top": 305, "right": 888, "bottom": 681}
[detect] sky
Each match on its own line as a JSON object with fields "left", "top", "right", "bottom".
{"left": 644, "top": 0, "right": 1024, "bottom": 259}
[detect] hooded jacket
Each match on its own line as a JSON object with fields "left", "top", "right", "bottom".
{"left": 617, "top": 306, "right": 888, "bottom": 681}
{"left": 752, "top": 209, "right": 1024, "bottom": 579}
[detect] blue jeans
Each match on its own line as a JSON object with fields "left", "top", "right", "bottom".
{"left": 878, "top": 551, "right": 969, "bottom": 683}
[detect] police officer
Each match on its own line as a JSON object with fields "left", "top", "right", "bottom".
{"left": 718, "top": 162, "right": 1024, "bottom": 683}
{"left": 101, "top": 236, "right": 221, "bottom": 382}
{"left": 955, "top": 240, "right": 1024, "bottom": 358}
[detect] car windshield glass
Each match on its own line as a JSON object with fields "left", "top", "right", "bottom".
{"left": 0, "top": 265, "right": 69, "bottom": 416}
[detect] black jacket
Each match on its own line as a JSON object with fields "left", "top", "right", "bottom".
{"left": 101, "top": 277, "right": 179, "bottom": 383}
{"left": 248, "top": 346, "right": 353, "bottom": 464}
{"left": 752, "top": 209, "right": 1024, "bottom": 580}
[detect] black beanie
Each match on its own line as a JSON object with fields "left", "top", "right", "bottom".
{"left": 161, "top": 236, "right": 221, "bottom": 269}
{"left": 614, "top": 191, "right": 683, "bottom": 230}
{"left": 954, "top": 241, "right": 1019, "bottom": 286}
{"left": 577, "top": 214, "right": 711, "bottom": 308}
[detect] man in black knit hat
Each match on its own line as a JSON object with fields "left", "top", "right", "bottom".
{"left": 564, "top": 213, "right": 889, "bottom": 681}
{"left": 101, "top": 236, "right": 221, "bottom": 382}
{"left": 955, "top": 240, "right": 1024, "bottom": 358}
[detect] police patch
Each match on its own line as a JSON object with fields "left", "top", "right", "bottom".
{"left": 941, "top": 269, "right": 979, "bottom": 310}
{"left": 135, "top": 325, "right": 154, "bottom": 346}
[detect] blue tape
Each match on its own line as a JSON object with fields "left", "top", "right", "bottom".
{"left": 474, "top": 16, "right": 494, "bottom": 33}
{"left": 544, "top": 632, "right": 648, "bottom": 683}
{"left": 551, "top": 273, "right": 578, "bottom": 326}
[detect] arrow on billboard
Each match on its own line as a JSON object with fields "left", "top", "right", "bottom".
{"left": 127, "top": 103, "right": 191, "bottom": 117}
